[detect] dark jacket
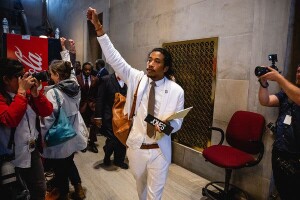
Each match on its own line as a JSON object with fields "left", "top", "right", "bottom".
{"left": 76, "top": 74, "right": 99, "bottom": 115}
{"left": 96, "top": 68, "right": 109, "bottom": 79}
{"left": 95, "top": 73, "right": 127, "bottom": 132}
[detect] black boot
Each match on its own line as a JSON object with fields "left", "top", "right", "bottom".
{"left": 88, "top": 142, "right": 98, "bottom": 153}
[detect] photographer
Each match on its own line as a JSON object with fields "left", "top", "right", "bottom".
{"left": 258, "top": 65, "right": 300, "bottom": 200}
{"left": 0, "top": 58, "right": 53, "bottom": 199}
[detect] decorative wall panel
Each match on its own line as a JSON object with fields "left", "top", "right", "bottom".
{"left": 163, "top": 38, "right": 218, "bottom": 151}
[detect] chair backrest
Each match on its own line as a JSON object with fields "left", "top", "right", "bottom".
{"left": 226, "top": 111, "right": 265, "bottom": 154}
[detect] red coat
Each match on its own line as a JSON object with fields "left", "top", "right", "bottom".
{"left": 0, "top": 92, "right": 53, "bottom": 128}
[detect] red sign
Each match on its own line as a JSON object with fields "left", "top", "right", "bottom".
{"left": 6, "top": 33, "right": 48, "bottom": 73}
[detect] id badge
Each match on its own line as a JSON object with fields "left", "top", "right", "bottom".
{"left": 28, "top": 138, "right": 36, "bottom": 152}
{"left": 283, "top": 115, "right": 292, "bottom": 125}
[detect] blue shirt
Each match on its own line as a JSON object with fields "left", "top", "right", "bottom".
{"left": 274, "top": 91, "right": 300, "bottom": 154}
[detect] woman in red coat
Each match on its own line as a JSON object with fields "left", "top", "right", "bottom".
{"left": 0, "top": 58, "right": 53, "bottom": 200}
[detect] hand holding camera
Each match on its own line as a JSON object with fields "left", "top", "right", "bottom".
{"left": 255, "top": 54, "right": 278, "bottom": 77}
{"left": 17, "top": 72, "right": 46, "bottom": 97}
{"left": 18, "top": 72, "right": 35, "bottom": 89}
{"left": 255, "top": 54, "right": 281, "bottom": 88}
{"left": 30, "top": 78, "right": 42, "bottom": 97}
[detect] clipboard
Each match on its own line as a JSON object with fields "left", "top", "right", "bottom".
{"left": 166, "top": 107, "right": 193, "bottom": 121}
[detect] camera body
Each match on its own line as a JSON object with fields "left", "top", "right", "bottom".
{"left": 254, "top": 54, "right": 279, "bottom": 77}
{"left": 255, "top": 66, "right": 270, "bottom": 77}
{"left": 30, "top": 71, "right": 49, "bottom": 82}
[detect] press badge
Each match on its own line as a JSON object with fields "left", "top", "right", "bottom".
{"left": 283, "top": 115, "right": 292, "bottom": 125}
{"left": 28, "top": 138, "right": 36, "bottom": 152}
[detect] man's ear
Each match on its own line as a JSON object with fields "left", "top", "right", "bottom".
{"left": 163, "top": 66, "right": 169, "bottom": 73}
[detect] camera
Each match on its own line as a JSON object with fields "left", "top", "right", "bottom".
{"left": 254, "top": 54, "right": 279, "bottom": 77}
{"left": 30, "top": 71, "right": 49, "bottom": 82}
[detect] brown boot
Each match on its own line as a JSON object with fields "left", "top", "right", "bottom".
{"left": 45, "top": 188, "right": 60, "bottom": 200}
{"left": 73, "top": 183, "right": 86, "bottom": 199}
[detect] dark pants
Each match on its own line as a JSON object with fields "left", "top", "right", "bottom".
{"left": 68, "top": 158, "right": 81, "bottom": 186}
{"left": 81, "top": 108, "right": 98, "bottom": 144}
{"left": 89, "top": 124, "right": 98, "bottom": 143}
{"left": 16, "top": 148, "right": 46, "bottom": 200}
{"left": 103, "top": 128, "right": 126, "bottom": 164}
{"left": 272, "top": 148, "right": 300, "bottom": 200}
{"left": 47, "top": 153, "right": 80, "bottom": 196}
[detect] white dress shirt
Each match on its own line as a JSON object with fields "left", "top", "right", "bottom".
{"left": 82, "top": 74, "right": 91, "bottom": 86}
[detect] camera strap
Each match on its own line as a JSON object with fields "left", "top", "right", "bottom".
{"left": 4, "top": 94, "right": 16, "bottom": 161}
{"left": 7, "top": 128, "right": 16, "bottom": 150}
{"left": 258, "top": 79, "right": 269, "bottom": 88}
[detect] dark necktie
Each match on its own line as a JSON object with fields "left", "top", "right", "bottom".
{"left": 84, "top": 76, "right": 89, "bottom": 91}
{"left": 147, "top": 81, "right": 156, "bottom": 138}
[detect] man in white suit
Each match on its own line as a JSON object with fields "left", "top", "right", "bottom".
{"left": 87, "top": 7, "right": 185, "bottom": 200}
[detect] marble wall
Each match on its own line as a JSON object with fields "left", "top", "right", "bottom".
{"left": 46, "top": 0, "right": 293, "bottom": 199}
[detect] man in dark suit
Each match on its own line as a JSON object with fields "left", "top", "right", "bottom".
{"left": 94, "top": 73, "right": 128, "bottom": 169}
{"left": 77, "top": 62, "right": 99, "bottom": 153}
{"left": 95, "top": 59, "right": 109, "bottom": 79}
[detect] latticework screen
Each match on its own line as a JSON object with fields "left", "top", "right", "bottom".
{"left": 163, "top": 38, "right": 218, "bottom": 151}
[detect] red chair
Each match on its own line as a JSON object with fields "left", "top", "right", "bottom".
{"left": 202, "top": 111, "right": 265, "bottom": 200}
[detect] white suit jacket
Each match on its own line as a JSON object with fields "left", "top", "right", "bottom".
{"left": 97, "top": 35, "right": 184, "bottom": 163}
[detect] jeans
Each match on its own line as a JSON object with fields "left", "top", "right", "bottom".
{"left": 272, "top": 148, "right": 300, "bottom": 200}
{"left": 48, "top": 153, "right": 80, "bottom": 195}
{"left": 16, "top": 148, "right": 46, "bottom": 200}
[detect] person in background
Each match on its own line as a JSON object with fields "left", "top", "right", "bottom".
{"left": 0, "top": 58, "right": 53, "bottom": 200}
{"left": 94, "top": 73, "right": 128, "bottom": 169}
{"left": 77, "top": 62, "right": 99, "bottom": 153}
{"left": 87, "top": 7, "right": 185, "bottom": 200}
{"left": 41, "top": 38, "right": 87, "bottom": 200}
{"left": 258, "top": 65, "right": 300, "bottom": 200}
{"left": 75, "top": 61, "right": 82, "bottom": 76}
{"left": 95, "top": 59, "right": 109, "bottom": 79}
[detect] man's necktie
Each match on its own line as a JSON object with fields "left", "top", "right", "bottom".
{"left": 147, "top": 81, "right": 156, "bottom": 138}
{"left": 84, "top": 76, "right": 89, "bottom": 91}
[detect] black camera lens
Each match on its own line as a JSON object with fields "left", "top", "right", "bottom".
{"left": 255, "top": 66, "right": 270, "bottom": 77}
{"left": 31, "top": 71, "right": 49, "bottom": 82}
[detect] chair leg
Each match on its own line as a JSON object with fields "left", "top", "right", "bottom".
{"left": 202, "top": 169, "right": 250, "bottom": 200}
{"left": 203, "top": 181, "right": 250, "bottom": 200}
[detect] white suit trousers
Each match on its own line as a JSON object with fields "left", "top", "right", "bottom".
{"left": 127, "top": 147, "right": 170, "bottom": 200}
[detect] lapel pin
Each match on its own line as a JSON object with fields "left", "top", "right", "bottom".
{"left": 165, "top": 90, "right": 168, "bottom": 93}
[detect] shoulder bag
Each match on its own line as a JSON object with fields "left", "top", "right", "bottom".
{"left": 45, "top": 89, "right": 77, "bottom": 147}
{"left": 112, "top": 81, "right": 140, "bottom": 146}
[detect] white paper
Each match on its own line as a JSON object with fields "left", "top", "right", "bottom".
{"left": 283, "top": 115, "right": 292, "bottom": 125}
{"left": 167, "top": 107, "right": 193, "bottom": 121}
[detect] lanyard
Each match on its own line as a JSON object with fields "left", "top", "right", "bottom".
{"left": 25, "top": 111, "right": 33, "bottom": 138}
